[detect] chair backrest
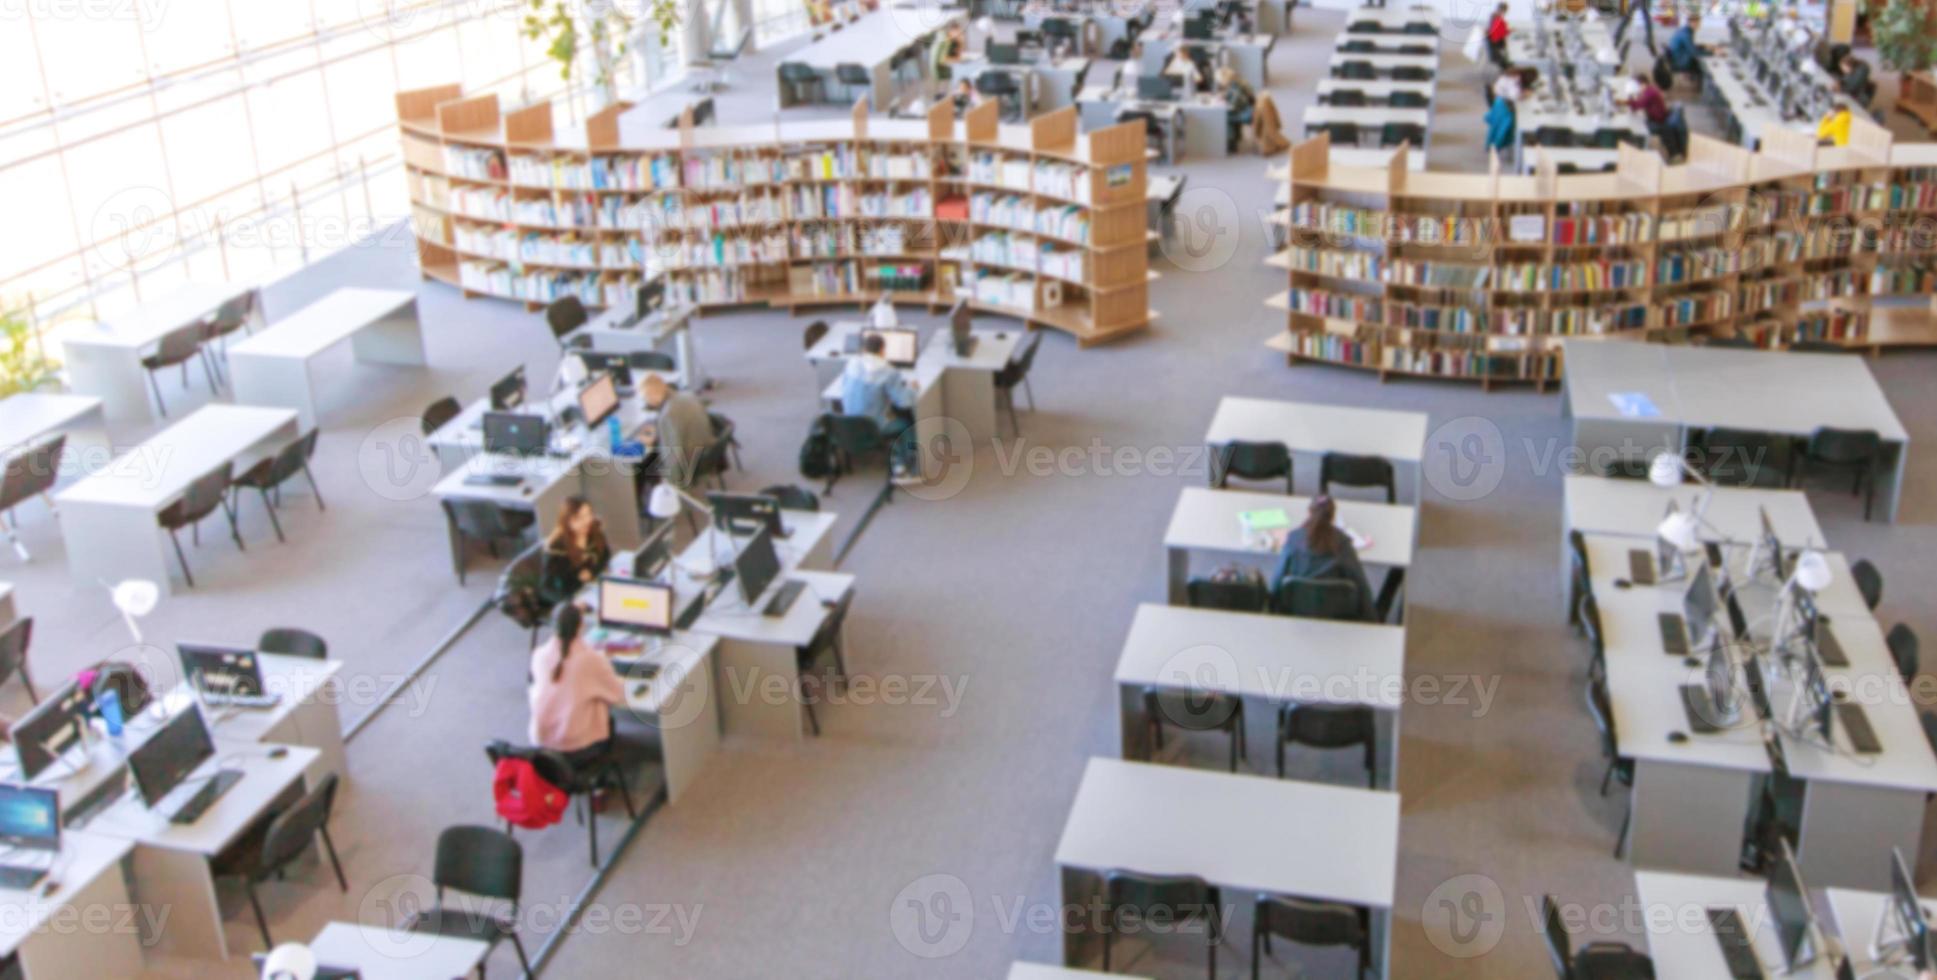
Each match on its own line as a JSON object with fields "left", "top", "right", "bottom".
{"left": 545, "top": 296, "right": 589, "bottom": 339}
{"left": 497, "top": 543, "right": 556, "bottom": 622}
{"left": 1392, "top": 65, "right": 1431, "bottom": 81}
{"left": 1889, "top": 624, "right": 1919, "bottom": 683}
{"left": 1592, "top": 128, "right": 1622, "bottom": 148}
{"left": 258, "top": 773, "right": 340, "bottom": 873}
{"left": 1321, "top": 451, "right": 1395, "bottom": 500}
{"left": 1700, "top": 427, "right": 1791, "bottom": 487}
{"left": 444, "top": 498, "right": 524, "bottom": 541}
{"left": 1144, "top": 686, "right": 1241, "bottom": 733}
{"left": 1541, "top": 895, "right": 1574, "bottom": 976}
{"left": 801, "top": 588, "right": 855, "bottom": 661}
{"left": 629, "top": 351, "right": 677, "bottom": 372}
{"left": 1595, "top": 456, "right": 1652, "bottom": 480}
{"left": 259, "top": 627, "right": 327, "bottom": 659}
{"left": 1329, "top": 88, "right": 1366, "bottom": 107}
{"left": 0, "top": 435, "right": 64, "bottom": 508}
{"left": 1185, "top": 577, "right": 1266, "bottom": 613}
{"left": 1103, "top": 870, "right": 1219, "bottom": 936}
{"left": 422, "top": 396, "right": 463, "bottom": 435}
{"left": 1341, "top": 39, "right": 1375, "bottom": 52}
{"left": 1272, "top": 576, "right": 1361, "bottom": 620}
{"left": 1585, "top": 675, "right": 1618, "bottom": 761}
{"left": 1389, "top": 91, "right": 1426, "bottom": 107}
{"left": 1402, "top": 21, "right": 1436, "bottom": 33}
{"left": 1706, "top": 335, "right": 1757, "bottom": 349}
{"left": 260, "top": 430, "right": 320, "bottom": 489}
{"left": 779, "top": 62, "right": 817, "bottom": 82}
{"left": 1789, "top": 340, "right": 1849, "bottom": 353}
{"left": 1339, "top": 61, "right": 1375, "bottom": 79}
{"left": 214, "top": 292, "right": 257, "bottom": 331}
{"left": 1381, "top": 123, "right": 1424, "bottom": 148}
{"left": 1214, "top": 440, "right": 1291, "bottom": 485}
{"left": 836, "top": 63, "right": 871, "bottom": 85}
{"left": 176, "top": 464, "right": 235, "bottom": 524}
{"left": 758, "top": 484, "right": 821, "bottom": 512}
{"left": 1326, "top": 122, "right": 1360, "bottom": 145}
{"left": 155, "top": 323, "right": 203, "bottom": 363}
{"left": 1851, "top": 559, "right": 1883, "bottom": 611}
{"left": 802, "top": 320, "right": 830, "bottom": 351}
{"left": 977, "top": 71, "right": 1018, "bottom": 96}
{"left": 824, "top": 413, "right": 887, "bottom": 456}
{"left": 1281, "top": 703, "right": 1374, "bottom": 749}
{"left": 434, "top": 825, "right": 524, "bottom": 903}
{"left": 0, "top": 617, "right": 30, "bottom": 689}
{"left": 1257, "top": 896, "right": 1368, "bottom": 953}
{"left": 1807, "top": 426, "right": 1881, "bottom": 465}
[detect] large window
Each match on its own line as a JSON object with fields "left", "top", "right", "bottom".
{"left": 754, "top": 0, "right": 810, "bottom": 44}
{"left": 0, "top": 0, "right": 657, "bottom": 338}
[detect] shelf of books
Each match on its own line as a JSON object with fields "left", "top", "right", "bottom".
{"left": 1268, "top": 121, "right": 1937, "bottom": 389}
{"left": 397, "top": 86, "right": 1153, "bottom": 347}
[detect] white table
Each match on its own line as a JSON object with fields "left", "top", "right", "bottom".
{"left": 786, "top": 9, "right": 964, "bottom": 108}
{"left": 1344, "top": 8, "right": 1441, "bottom": 32}
{"left": 160, "top": 654, "right": 349, "bottom": 787}
{"left": 1635, "top": 870, "right": 1842, "bottom": 979}
{"left": 304, "top": 922, "right": 491, "bottom": 980}
{"left": 55, "top": 405, "right": 299, "bottom": 594}
{"left": 813, "top": 322, "right": 1022, "bottom": 477}
{"left": 613, "top": 631, "right": 720, "bottom": 805}
{"left": 432, "top": 447, "right": 643, "bottom": 554}
{"left": 566, "top": 301, "right": 702, "bottom": 388}
{"left": 0, "top": 393, "right": 102, "bottom": 454}
{"left": 1824, "top": 887, "right": 1933, "bottom": 977}
{"left": 1327, "top": 51, "right": 1437, "bottom": 74}
{"left": 1114, "top": 603, "right": 1404, "bottom": 786}
{"left": 691, "top": 567, "right": 855, "bottom": 739}
{"left": 0, "top": 831, "right": 142, "bottom": 979}
{"left": 1204, "top": 396, "right": 1427, "bottom": 502}
{"left": 227, "top": 287, "right": 426, "bottom": 430}
{"left": 1055, "top": 757, "right": 1398, "bottom": 977}
{"left": 1009, "top": 965, "right": 1127, "bottom": 979}
{"left": 59, "top": 281, "right": 265, "bottom": 421}
{"left": 1163, "top": 487, "right": 1415, "bottom": 608}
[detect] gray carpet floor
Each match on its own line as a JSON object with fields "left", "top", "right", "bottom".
{"left": 10, "top": 9, "right": 1934, "bottom": 978}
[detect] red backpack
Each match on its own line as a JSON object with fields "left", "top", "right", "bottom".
{"left": 492, "top": 755, "right": 569, "bottom": 829}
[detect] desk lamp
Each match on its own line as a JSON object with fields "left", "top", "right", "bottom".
{"left": 1649, "top": 452, "right": 1719, "bottom": 527}
{"left": 648, "top": 484, "right": 735, "bottom": 583}
{"left": 108, "top": 579, "right": 159, "bottom": 643}
{"left": 260, "top": 943, "right": 316, "bottom": 980}
{"left": 1771, "top": 549, "right": 1833, "bottom": 664}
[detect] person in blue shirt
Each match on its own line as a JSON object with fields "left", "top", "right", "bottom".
{"left": 1666, "top": 24, "right": 1703, "bottom": 78}
{"left": 1275, "top": 495, "right": 1377, "bottom": 621}
{"left": 1485, "top": 93, "right": 1516, "bottom": 154}
{"left": 841, "top": 333, "right": 916, "bottom": 437}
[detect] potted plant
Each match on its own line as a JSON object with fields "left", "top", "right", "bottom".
{"left": 1873, "top": 0, "right": 1937, "bottom": 75}
{"left": 523, "top": 0, "right": 682, "bottom": 106}
{"left": 0, "top": 312, "right": 56, "bottom": 399}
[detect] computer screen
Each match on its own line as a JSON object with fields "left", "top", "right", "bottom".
{"left": 1890, "top": 847, "right": 1935, "bottom": 968}
{"left": 709, "top": 492, "right": 785, "bottom": 538}
{"left": 599, "top": 577, "right": 674, "bottom": 635}
{"left": 1765, "top": 839, "right": 1816, "bottom": 971}
{"left": 129, "top": 707, "right": 216, "bottom": 809}
{"left": 578, "top": 351, "right": 633, "bottom": 388}
{"left": 988, "top": 42, "right": 1020, "bottom": 64}
{"left": 180, "top": 643, "right": 265, "bottom": 698}
{"left": 637, "top": 280, "right": 665, "bottom": 319}
{"left": 1137, "top": 73, "right": 1176, "bottom": 101}
{"left": 864, "top": 328, "right": 919, "bottom": 368}
{"left": 1683, "top": 562, "right": 1719, "bottom": 650}
{"left": 734, "top": 527, "right": 782, "bottom": 605}
{"left": 635, "top": 537, "right": 670, "bottom": 579}
{"left": 1183, "top": 16, "right": 1213, "bottom": 39}
{"left": 482, "top": 412, "right": 550, "bottom": 457}
{"left": 0, "top": 783, "right": 59, "bottom": 852}
{"left": 578, "top": 373, "right": 620, "bottom": 428}
{"left": 11, "top": 683, "right": 92, "bottom": 781}
{"left": 490, "top": 366, "right": 526, "bottom": 411}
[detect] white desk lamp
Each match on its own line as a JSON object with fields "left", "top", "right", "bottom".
{"left": 108, "top": 579, "right": 159, "bottom": 643}
{"left": 1771, "top": 549, "right": 1833, "bottom": 665}
{"left": 648, "top": 484, "right": 734, "bottom": 583}
{"left": 260, "top": 943, "right": 317, "bottom": 980}
{"left": 1648, "top": 452, "right": 1726, "bottom": 535}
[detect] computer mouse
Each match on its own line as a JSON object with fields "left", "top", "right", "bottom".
{"left": 1683, "top": 656, "right": 1700, "bottom": 669}
{"left": 1613, "top": 578, "right": 1631, "bottom": 589}
{"left": 39, "top": 880, "right": 58, "bottom": 898}
{"left": 632, "top": 683, "right": 650, "bottom": 698}
{"left": 268, "top": 747, "right": 288, "bottom": 760}
{"left": 1667, "top": 731, "right": 1689, "bottom": 744}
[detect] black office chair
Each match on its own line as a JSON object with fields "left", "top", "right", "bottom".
{"left": 1276, "top": 703, "right": 1376, "bottom": 786}
{"left": 834, "top": 62, "right": 872, "bottom": 103}
{"left": 1334, "top": 61, "right": 1376, "bottom": 80}
{"left": 232, "top": 429, "right": 324, "bottom": 543}
{"left": 1543, "top": 894, "right": 1656, "bottom": 980}
{"left": 1391, "top": 65, "right": 1432, "bottom": 81}
{"left": 142, "top": 323, "right": 217, "bottom": 418}
{"left": 1211, "top": 440, "right": 1293, "bottom": 494}
{"left": 0, "top": 618, "right": 38, "bottom": 706}
{"left": 1589, "top": 127, "right": 1624, "bottom": 149}
{"left": 778, "top": 62, "right": 825, "bottom": 105}
{"left": 258, "top": 627, "right": 327, "bottom": 660}
{"left": 1697, "top": 427, "right": 1793, "bottom": 489}
{"left": 1340, "top": 39, "right": 1376, "bottom": 53}
{"left": 1396, "top": 44, "right": 1433, "bottom": 56}
{"left": 1378, "top": 122, "right": 1423, "bottom": 149}
{"left": 1100, "top": 871, "right": 1223, "bottom": 977}
{"left": 1850, "top": 559, "right": 1883, "bottom": 611}
{"left": 1795, "top": 427, "right": 1883, "bottom": 520}
{"left": 1042, "top": 16, "right": 1079, "bottom": 52}
{"left": 1252, "top": 895, "right": 1372, "bottom": 980}
{"left": 1388, "top": 90, "right": 1427, "bottom": 108}
{"left": 159, "top": 464, "right": 244, "bottom": 588}
{"left": 1788, "top": 340, "right": 1851, "bottom": 353}
{"left": 545, "top": 296, "right": 590, "bottom": 351}
{"left": 1326, "top": 88, "right": 1367, "bottom": 107}
{"left": 485, "top": 742, "right": 636, "bottom": 868}
{"left": 1186, "top": 576, "right": 1268, "bottom": 613}
{"left": 1117, "top": 109, "right": 1171, "bottom": 164}
{"left": 1889, "top": 624, "right": 1919, "bottom": 685}
{"left": 797, "top": 589, "right": 854, "bottom": 736}
{"left": 212, "top": 773, "right": 347, "bottom": 951}
{"left": 0, "top": 435, "right": 64, "bottom": 561}
{"left": 758, "top": 484, "right": 821, "bottom": 512}
{"left": 1144, "top": 686, "right": 1245, "bottom": 773}
{"left": 1567, "top": 529, "right": 1592, "bottom": 631}
{"left": 976, "top": 70, "right": 1023, "bottom": 121}
{"left": 1272, "top": 576, "right": 1363, "bottom": 621}
{"left": 493, "top": 544, "right": 557, "bottom": 648}
{"left": 441, "top": 498, "right": 536, "bottom": 585}
{"left": 1557, "top": 164, "right": 1581, "bottom": 175}
{"left": 1587, "top": 674, "right": 1633, "bottom": 858}
{"left": 1323, "top": 122, "right": 1361, "bottom": 147}
{"left": 1319, "top": 452, "right": 1395, "bottom": 503}
{"left": 421, "top": 396, "right": 463, "bottom": 436}
{"left": 802, "top": 320, "right": 830, "bottom": 352}
{"left": 1594, "top": 457, "right": 1653, "bottom": 480}
{"left": 993, "top": 332, "right": 1043, "bottom": 437}
{"left": 1401, "top": 21, "right": 1437, "bottom": 34}
{"left": 404, "top": 825, "right": 534, "bottom": 976}
{"left": 1580, "top": 594, "right": 1607, "bottom": 685}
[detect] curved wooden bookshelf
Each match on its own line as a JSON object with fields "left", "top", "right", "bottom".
{"left": 397, "top": 85, "right": 1153, "bottom": 347}
{"left": 1271, "top": 119, "right": 1937, "bottom": 389}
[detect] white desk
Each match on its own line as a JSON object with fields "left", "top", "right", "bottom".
{"left": 1635, "top": 870, "right": 1842, "bottom": 979}
{"left": 0, "top": 393, "right": 102, "bottom": 454}
{"left": 1055, "top": 757, "right": 1398, "bottom": 977}
{"left": 431, "top": 447, "right": 642, "bottom": 553}
{"left": 0, "top": 830, "right": 142, "bottom": 979}
{"left": 1344, "top": 8, "right": 1441, "bottom": 31}
{"left": 1163, "top": 487, "right": 1415, "bottom": 608}
{"left": 304, "top": 921, "right": 491, "bottom": 980}
{"left": 1204, "top": 396, "right": 1427, "bottom": 502}
{"left": 1077, "top": 89, "right": 1230, "bottom": 160}
{"left": 812, "top": 322, "right": 1023, "bottom": 476}
{"left": 786, "top": 9, "right": 964, "bottom": 108}
{"left": 691, "top": 567, "right": 855, "bottom": 739}
{"left": 611, "top": 631, "right": 721, "bottom": 805}
{"left": 55, "top": 405, "right": 299, "bottom": 594}
{"left": 161, "top": 654, "right": 349, "bottom": 786}
{"left": 227, "top": 287, "right": 426, "bottom": 430}
{"left": 1823, "top": 887, "right": 1932, "bottom": 977}
{"left": 1009, "top": 965, "right": 1128, "bottom": 979}
{"left": 566, "top": 301, "right": 702, "bottom": 388}
{"left": 1114, "top": 603, "right": 1403, "bottom": 787}
{"left": 60, "top": 281, "right": 265, "bottom": 422}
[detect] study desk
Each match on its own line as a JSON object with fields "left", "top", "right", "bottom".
{"left": 1300, "top": 105, "right": 1432, "bottom": 146}
{"left": 1823, "top": 887, "right": 1930, "bottom": 976}
{"left": 1139, "top": 31, "right": 1273, "bottom": 88}
{"left": 159, "top": 654, "right": 349, "bottom": 786}
{"left": 431, "top": 447, "right": 644, "bottom": 553}
{"left": 1343, "top": 7, "right": 1441, "bottom": 32}
{"left": 953, "top": 57, "right": 1094, "bottom": 115}
{"left": 564, "top": 301, "right": 701, "bottom": 388}
{"left": 1527, "top": 146, "right": 1621, "bottom": 174}
{"left": 610, "top": 630, "right": 721, "bottom": 804}
{"left": 0, "top": 831, "right": 142, "bottom": 979}
{"left": 1076, "top": 88, "right": 1228, "bottom": 160}
{"left": 301, "top": 922, "right": 491, "bottom": 980}
{"left": 227, "top": 287, "right": 426, "bottom": 430}
{"left": 59, "top": 281, "right": 266, "bottom": 422}
{"left": 1326, "top": 51, "right": 1437, "bottom": 75}
{"left": 1204, "top": 396, "right": 1427, "bottom": 502}
{"left": 812, "top": 321, "right": 1023, "bottom": 475}
{"left": 1315, "top": 77, "right": 1436, "bottom": 103}
{"left": 1163, "top": 487, "right": 1416, "bottom": 608}
{"left": 1009, "top": 965, "right": 1124, "bottom": 980}
{"left": 784, "top": 9, "right": 964, "bottom": 108}
{"left": 1054, "top": 757, "right": 1398, "bottom": 977}
{"left": 55, "top": 405, "right": 299, "bottom": 594}
{"left": 1634, "top": 870, "right": 1843, "bottom": 979}
{"left": 0, "top": 393, "right": 102, "bottom": 454}
{"left": 89, "top": 741, "right": 320, "bottom": 960}
{"left": 690, "top": 567, "right": 855, "bottom": 740}
{"left": 1114, "top": 603, "right": 1404, "bottom": 787}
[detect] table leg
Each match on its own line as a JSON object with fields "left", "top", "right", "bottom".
{"left": 636, "top": 646, "right": 721, "bottom": 804}
{"left": 1627, "top": 759, "right": 1753, "bottom": 876}
{"left": 1118, "top": 682, "right": 1152, "bottom": 761}
{"left": 1167, "top": 546, "right": 1189, "bottom": 605}
{"left": 60, "top": 500, "right": 175, "bottom": 595}
{"left": 1879, "top": 439, "right": 1907, "bottom": 524}
{"left": 128, "top": 845, "right": 228, "bottom": 959}
{"left": 1796, "top": 781, "right": 1926, "bottom": 890}
{"left": 349, "top": 299, "right": 429, "bottom": 367}
{"left": 18, "top": 852, "right": 146, "bottom": 977}
{"left": 63, "top": 345, "right": 154, "bottom": 423}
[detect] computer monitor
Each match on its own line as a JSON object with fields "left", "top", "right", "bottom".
{"left": 11, "top": 683, "right": 93, "bottom": 781}
{"left": 578, "top": 351, "right": 633, "bottom": 388}
{"left": 179, "top": 643, "right": 266, "bottom": 699}
{"left": 733, "top": 527, "right": 782, "bottom": 605}
{"left": 949, "top": 299, "right": 975, "bottom": 356}
{"left": 709, "top": 492, "right": 786, "bottom": 538}
{"left": 1683, "top": 562, "right": 1720, "bottom": 651}
{"left": 635, "top": 536, "right": 671, "bottom": 580}
{"left": 128, "top": 707, "right": 216, "bottom": 809}
{"left": 598, "top": 576, "right": 675, "bottom": 636}
{"left": 482, "top": 412, "right": 550, "bottom": 457}
{"left": 578, "top": 373, "right": 620, "bottom": 428}
{"left": 637, "top": 280, "right": 665, "bottom": 320}
{"left": 1183, "top": 16, "right": 1213, "bottom": 39}
{"left": 988, "top": 42, "right": 1021, "bottom": 64}
{"left": 1803, "top": 649, "right": 1836, "bottom": 743}
{"left": 1137, "top": 73, "right": 1176, "bottom": 101}
{"left": 1703, "top": 645, "right": 1738, "bottom": 721}
{"left": 0, "top": 784, "right": 58, "bottom": 852}
{"left": 1887, "top": 846, "right": 1937, "bottom": 969}
{"left": 1766, "top": 839, "right": 1818, "bottom": 971}
{"left": 489, "top": 366, "right": 527, "bottom": 411}
{"left": 863, "top": 328, "right": 919, "bottom": 368}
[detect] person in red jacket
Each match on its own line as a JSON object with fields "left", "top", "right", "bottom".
{"left": 1485, "top": 4, "right": 1511, "bottom": 69}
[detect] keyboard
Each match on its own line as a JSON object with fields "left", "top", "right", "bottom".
{"left": 1706, "top": 907, "right": 1765, "bottom": 979}
{"left": 202, "top": 692, "right": 280, "bottom": 710}
{"left": 1659, "top": 612, "right": 1689, "bottom": 656}
{"left": 171, "top": 769, "right": 244, "bottom": 825}
{"left": 463, "top": 474, "right": 522, "bottom": 488}
{"left": 763, "top": 579, "right": 807, "bottom": 618}
{"left": 1817, "top": 622, "right": 1849, "bottom": 667}
{"left": 1837, "top": 703, "right": 1882, "bottom": 754}
{"left": 1679, "top": 685, "right": 1726, "bottom": 734}
{"left": 674, "top": 596, "right": 706, "bottom": 631}
{"left": 1628, "top": 549, "right": 1656, "bottom": 585}
{"left": 0, "top": 863, "right": 48, "bottom": 890}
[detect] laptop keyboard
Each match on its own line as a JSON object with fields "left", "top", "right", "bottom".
{"left": 1660, "top": 613, "right": 1689, "bottom": 655}
{"left": 1628, "top": 549, "right": 1655, "bottom": 585}
{"left": 1837, "top": 703, "right": 1881, "bottom": 754}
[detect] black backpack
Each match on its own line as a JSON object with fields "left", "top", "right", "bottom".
{"left": 798, "top": 416, "right": 837, "bottom": 480}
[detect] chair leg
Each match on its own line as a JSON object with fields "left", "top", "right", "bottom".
{"left": 803, "top": 676, "right": 822, "bottom": 736}
{"left": 1616, "top": 797, "right": 1632, "bottom": 858}
{"left": 148, "top": 372, "right": 168, "bottom": 419}
{"left": 1600, "top": 760, "right": 1614, "bottom": 796}
{"left": 320, "top": 827, "right": 349, "bottom": 890}
{"left": 587, "top": 798, "right": 600, "bottom": 868}
{"left": 257, "top": 487, "right": 286, "bottom": 543}
{"left": 1023, "top": 377, "right": 1035, "bottom": 412}
{"left": 2, "top": 521, "right": 27, "bottom": 562}
{"left": 245, "top": 881, "right": 273, "bottom": 950}
{"left": 18, "top": 670, "right": 36, "bottom": 705}
{"left": 303, "top": 462, "right": 326, "bottom": 511}
{"left": 169, "top": 528, "right": 195, "bottom": 588}
{"left": 509, "top": 932, "right": 534, "bottom": 979}
{"left": 221, "top": 495, "right": 247, "bottom": 551}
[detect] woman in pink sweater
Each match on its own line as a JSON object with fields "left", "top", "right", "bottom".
{"left": 527, "top": 603, "right": 627, "bottom": 766}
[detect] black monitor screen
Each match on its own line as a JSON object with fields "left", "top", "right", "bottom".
{"left": 1183, "top": 17, "right": 1213, "bottom": 39}
{"left": 180, "top": 643, "right": 265, "bottom": 698}
{"left": 1765, "top": 840, "right": 1815, "bottom": 970}
{"left": 11, "top": 683, "right": 92, "bottom": 781}
{"left": 482, "top": 412, "right": 550, "bottom": 457}
{"left": 1137, "top": 74, "right": 1176, "bottom": 101}
{"left": 638, "top": 280, "right": 665, "bottom": 319}
{"left": 734, "top": 527, "right": 782, "bottom": 606}
{"left": 578, "top": 352, "right": 633, "bottom": 388}
{"left": 1683, "top": 563, "right": 1718, "bottom": 649}
{"left": 128, "top": 707, "right": 216, "bottom": 809}
{"left": 0, "top": 783, "right": 59, "bottom": 852}
{"left": 989, "top": 42, "right": 1020, "bottom": 64}
{"left": 490, "top": 366, "right": 526, "bottom": 411}
{"left": 710, "top": 492, "right": 784, "bottom": 538}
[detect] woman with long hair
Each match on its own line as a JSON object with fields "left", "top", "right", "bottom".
{"left": 542, "top": 496, "right": 611, "bottom": 598}
{"left": 527, "top": 602, "right": 627, "bottom": 766}
{"left": 1275, "top": 495, "right": 1378, "bottom": 621}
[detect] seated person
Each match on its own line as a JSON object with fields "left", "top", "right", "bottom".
{"left": 1163, "top": 47, "right": 1211, "bottom": 93}
{"left": 1836, "top": 52, "right": 1874, "bottom": 110}
{"left": 542, "top": 496, "right": 611, "bottom": 598}
{"left": 1216, "top": 66, "right": 1255, "bottom": 153}
{"left": 643, "top": 373, "right": 714, "bottom": 491}
{"left": 951, "top": 78, "right": 979, "bottom": 114}
{"left": 1275, "top": 496, "right": 1377, "bottom": 621}
{"left": 1817, "top": 105, "right": 1853, "bottom": 147}
{"left": 1666, "top": 22, "right": 1704, "bottom": 77}
{"left": 528, "top": 604, "right": 627, "bottom": 768}
{"left": 1625, "top": 73, "right": 1671, "bottom": 137}
{"left": 840, "top": 332, "right": 918, "bottom": 469}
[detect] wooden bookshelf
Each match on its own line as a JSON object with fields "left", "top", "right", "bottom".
{"left": 1902, "top": 71, "right": 1937, "bottom": 134}
{"left": 1270, "top": 121, "right": 1937, "bottom": 388}
{"left": 396, "top": 86, "right": 1152, "bottom": 347}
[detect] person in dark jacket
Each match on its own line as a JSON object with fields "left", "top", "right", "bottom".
{"left": 542, "top": 496, "right": 611, "bottom": 599}
{"left": 1275, "top": 495, "right": 1378, "bottom": 621}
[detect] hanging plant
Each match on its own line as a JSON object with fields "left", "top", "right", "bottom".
{"left": 522, "top": 0, "right": 682, "bottom": 102}
{"left": 1872, "top": 0, "right": 1937, "bottom": 74}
